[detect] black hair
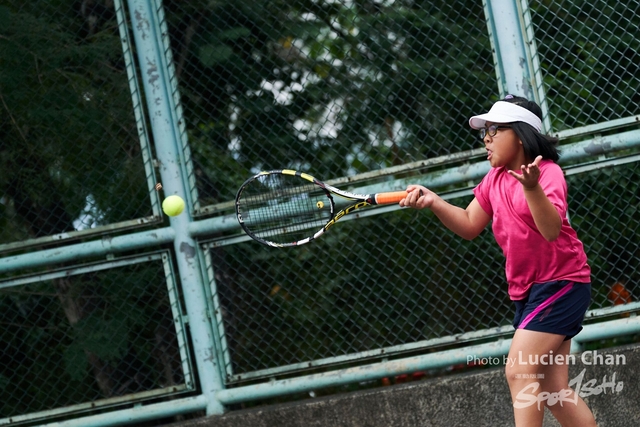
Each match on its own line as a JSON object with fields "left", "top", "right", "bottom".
{"left": 501, "top": 95, "right": 560, "bottom": 163}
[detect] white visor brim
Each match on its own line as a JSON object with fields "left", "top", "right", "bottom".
{"left": 469, "top": 101, "right": 542, "bottom": 132}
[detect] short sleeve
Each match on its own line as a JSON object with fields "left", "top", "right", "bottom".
{"left": 538, "top": 162, "right": 568, "bottom": 217}
{"left": 473, "top": 172, "right": 493, "bottom": 217}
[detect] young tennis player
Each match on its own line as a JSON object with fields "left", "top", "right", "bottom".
{"left": 400, "top": 95, "right": 596, "bottom": 427}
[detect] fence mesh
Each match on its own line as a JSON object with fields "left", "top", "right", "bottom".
{"left": 206, "top": 199, "right": 508, "bottom": 380}
{"left": 0, "top": 0, "right": 639, "bottom": 423}
{"left": 165, "top": 0, "right": 497, "bottom": 206}
{"left": 187, "top": 0, "right": 640, "bottom": 381}
{"left": 528, "top": 0, "right": 640, "bottom": 130}
{"left": 567, "top": 162, "right": 640, "bottom": 308}
{"left": 207, "top": 158, "right": 640, "bottom": 382}
{"left": 0, "top": 254, "right": 189, "bottom": 421}
{"left": 0, "top": 0, "right": 155, "bottom": 250}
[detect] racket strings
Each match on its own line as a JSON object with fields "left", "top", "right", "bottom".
{"left": 237, "top": 174, "right": 333, "bottom": 244}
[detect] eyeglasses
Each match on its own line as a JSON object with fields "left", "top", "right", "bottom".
{"left": 479, "top": 124, "right": 511, "bottom": 140}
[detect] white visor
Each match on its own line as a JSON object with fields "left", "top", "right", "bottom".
{"left": 469, "top": 101, "right": 542, "bottom": 132}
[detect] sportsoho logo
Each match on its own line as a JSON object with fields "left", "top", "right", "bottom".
{"left": 513, "top": 369, "right": 623, "bottom": 410}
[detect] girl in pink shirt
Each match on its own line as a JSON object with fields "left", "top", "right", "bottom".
{"left": 400, "top": 95, "right": 595, "bottom": 427}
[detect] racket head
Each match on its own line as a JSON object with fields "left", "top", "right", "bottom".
{"left": 235, "top": 170, "right": 336, "bottom": 247}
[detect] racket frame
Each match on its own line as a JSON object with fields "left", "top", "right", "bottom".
{"left": 235, "top": 169, "right": 406, "bottom": 247}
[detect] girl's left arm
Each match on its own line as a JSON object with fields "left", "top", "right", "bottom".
{"left": 508, "top": 156, "right": 562, "bottom": 241}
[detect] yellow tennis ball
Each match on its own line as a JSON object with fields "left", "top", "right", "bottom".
{"left": 162, "top": 195, "right": 185, "bottom": 217}
{"left": 316, "top": 201, "right": 324, "bottom": 209}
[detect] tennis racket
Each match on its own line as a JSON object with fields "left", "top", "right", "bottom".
{"left": 235, "top": 169, "right": 408, "bottom": 247}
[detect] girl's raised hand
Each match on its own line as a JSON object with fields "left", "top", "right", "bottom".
{"left": 508, "top": 155, "right": 543, "bottom": 189}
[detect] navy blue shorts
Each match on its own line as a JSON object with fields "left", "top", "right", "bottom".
{"left": 512, "top": 280, "right": 591, "bottom": 340}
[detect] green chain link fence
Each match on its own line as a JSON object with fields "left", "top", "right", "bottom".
{"left": 0, "top": 0, "right": 638, "bottom": 425}
{"left": 0, "top": 253, "right": 192, "bottom": 420}
{"left": 530, "top": 1, "right": 640, "bottom": 128}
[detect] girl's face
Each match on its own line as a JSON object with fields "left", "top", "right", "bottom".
{"left": 482, "top": 122, "right": 526, "bottom": 170}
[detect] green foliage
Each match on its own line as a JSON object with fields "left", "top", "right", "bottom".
{"left": 0, "top": 1, "right": 150, "bottom": 243}
{"left": 174, "top": 0, "right": 640, "bottom": 383}
{"left": 215, "top": 196, "right": 509, "bottom": 375}
{"left": 2, "top": 0, "right": 639, "bottom": 421}
{"left": 166, "top": 0, "right": 496, "bottom": 202}
{"left": 64, "top": 314, "right": 130, "bottom": 381}
{"left": 530, "top": 1, "right": 640, "bottom": 129}
{"left": 568, "top": 162, "right": 640, "bottom": 307}
{"left": 0, "top": 260, "right": 180, "bottom": 416}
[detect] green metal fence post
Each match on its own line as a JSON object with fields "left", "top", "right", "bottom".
{"left": 484, "top": 0, "right": 551, "bottom": 130}
{"left": 127, "top": 0, "right": 225, "bottom": 415}
{"left": 484, "top": 0, "right": 534, "bottom": 98}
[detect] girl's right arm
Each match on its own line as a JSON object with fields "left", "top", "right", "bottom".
{"left": 400, "top": 185, "right": 490, "bottom": 240}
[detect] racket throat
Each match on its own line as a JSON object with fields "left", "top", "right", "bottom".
{"left": 324, "top": 200, "right": 371, "bottom": 231}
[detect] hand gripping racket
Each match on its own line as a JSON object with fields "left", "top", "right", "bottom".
{"left": 235, "top": 169, "right": 408, "bottom": 247}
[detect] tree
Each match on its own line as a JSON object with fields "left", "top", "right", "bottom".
{"left": 163, "top": 0, "right": 496, "bottom": 204}
{"left": 0, "top": 1, "right": 180, "bottom": 417}
{"left": 0, "top": 1, "right": 150, "bottom": 242}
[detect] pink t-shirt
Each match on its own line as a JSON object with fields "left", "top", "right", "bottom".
{"left": 473, "top": 160, "right": 591, "bottom": 300}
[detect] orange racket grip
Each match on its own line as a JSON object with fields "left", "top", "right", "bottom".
{"left": 373, "top": 191, "right": 408, "bottom": 205}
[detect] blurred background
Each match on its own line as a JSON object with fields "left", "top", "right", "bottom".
{"left": 0, "top": 0, "right": 638, "bottom": 425}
